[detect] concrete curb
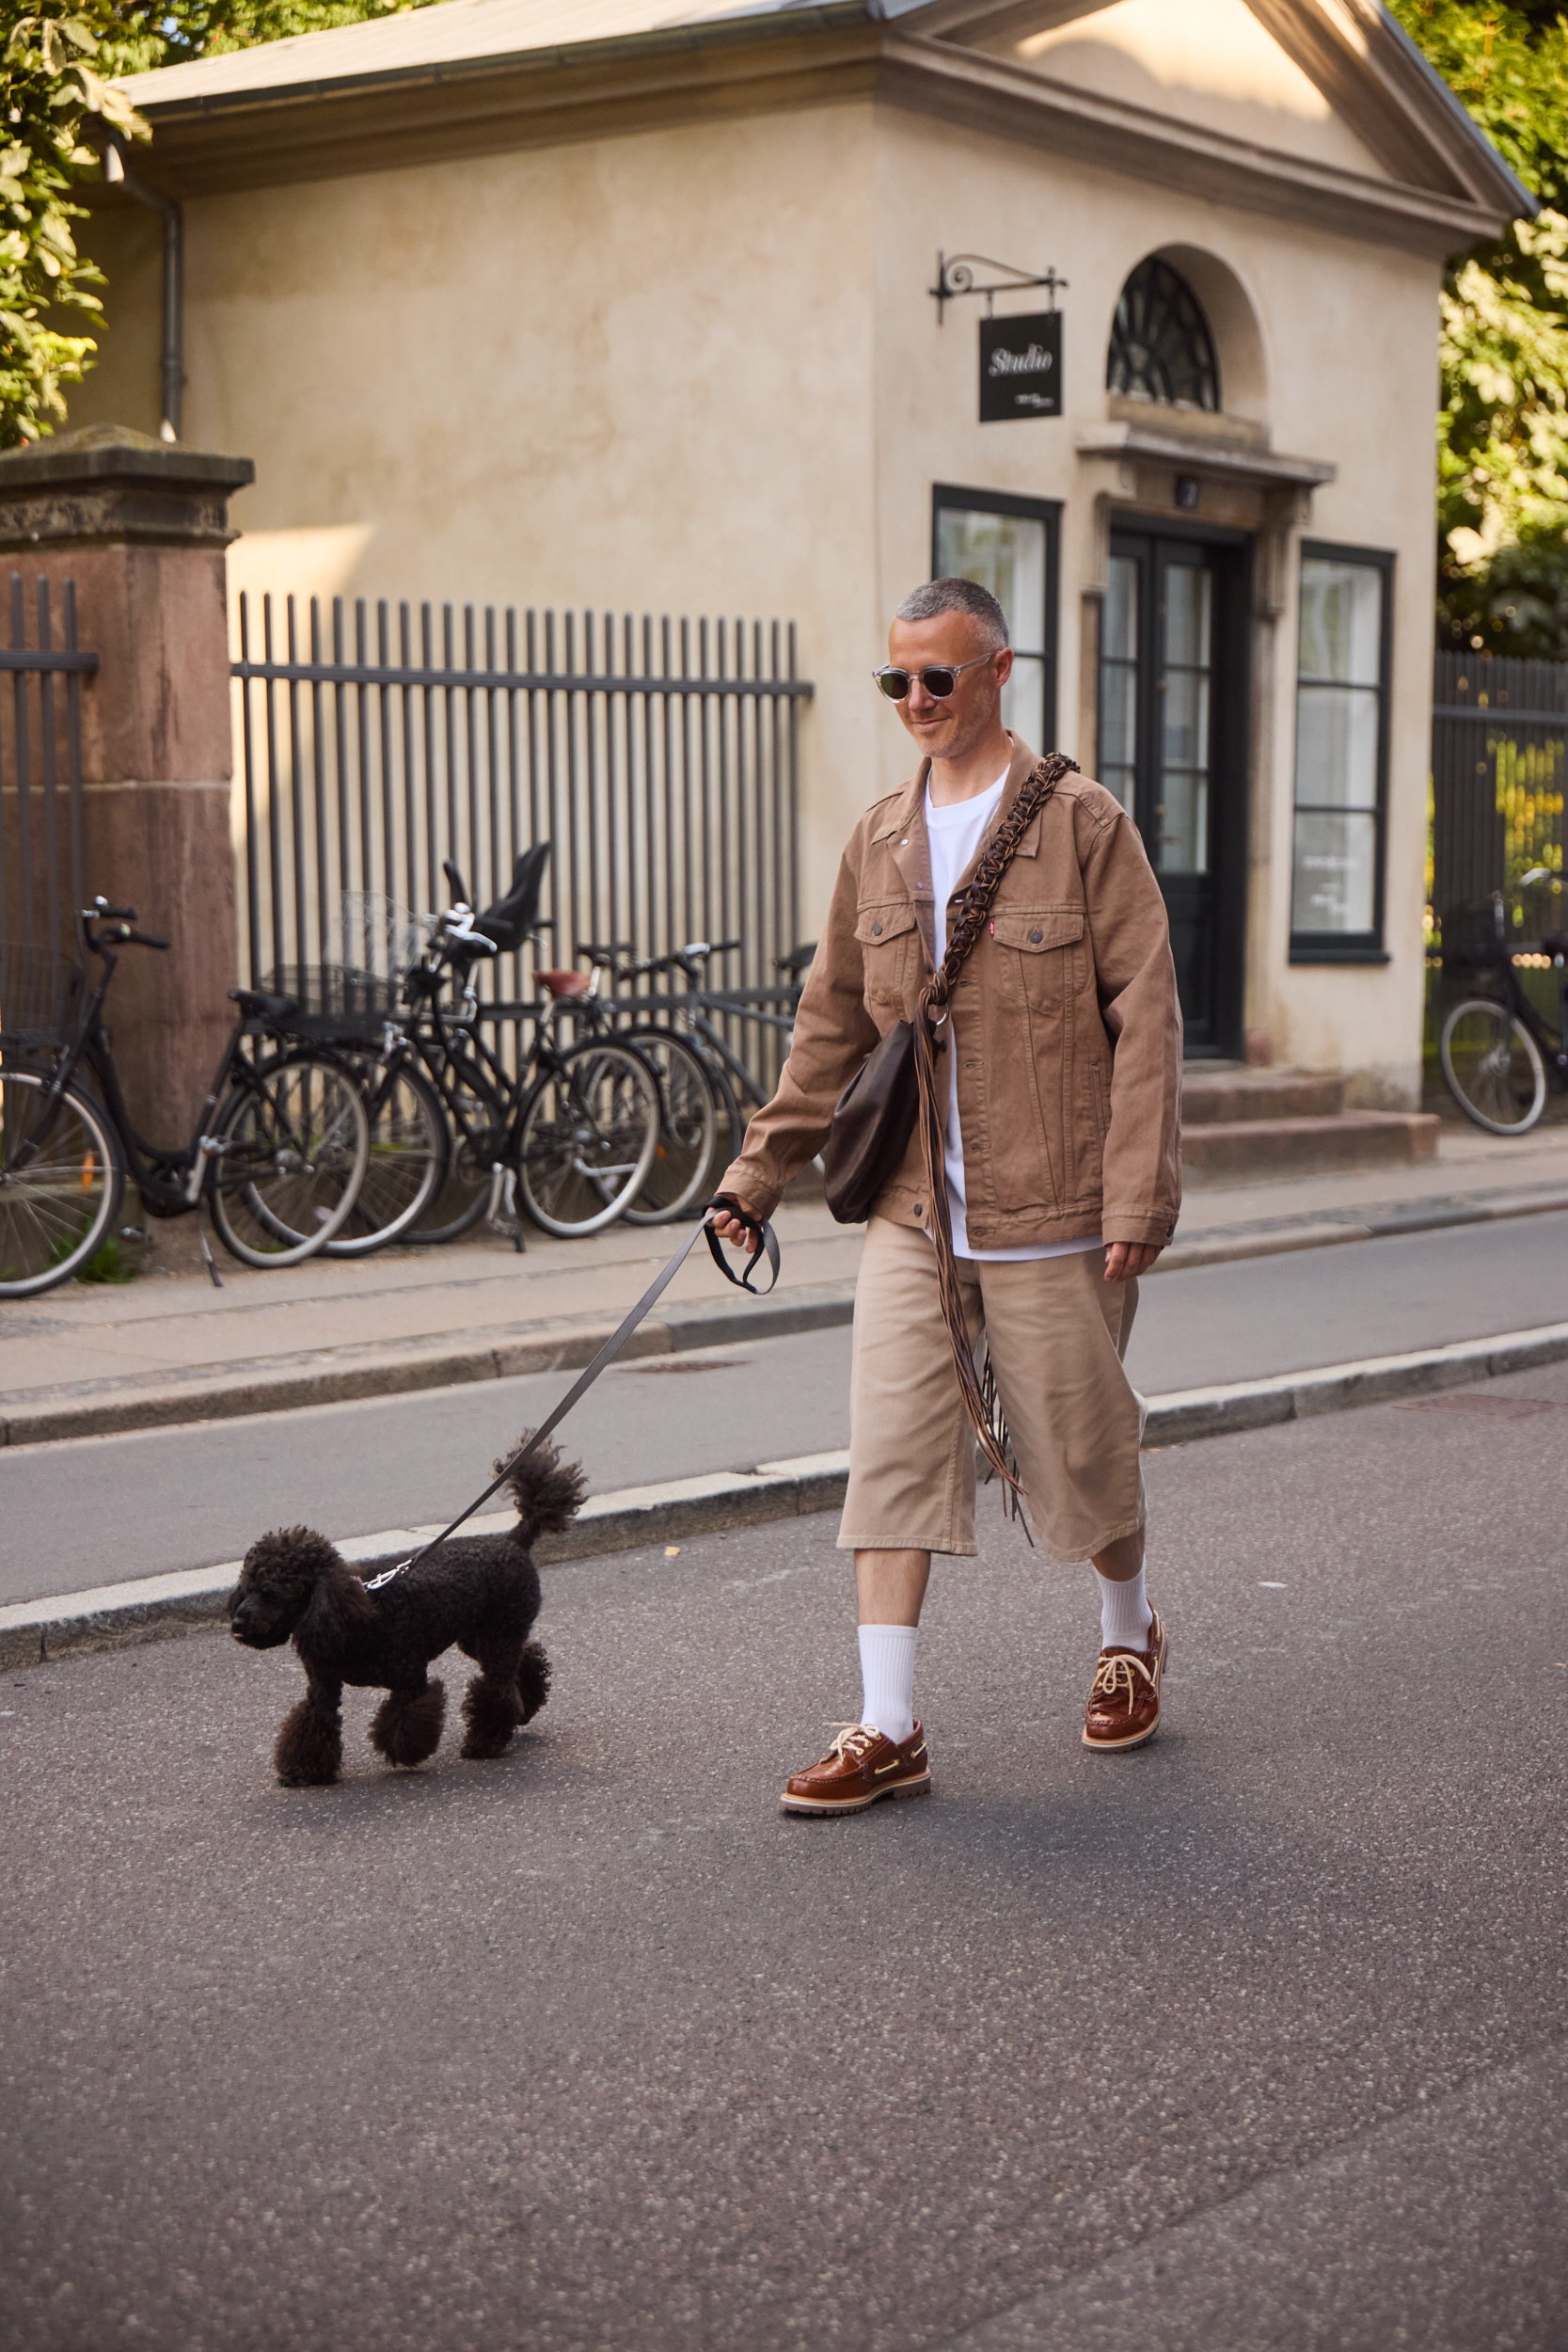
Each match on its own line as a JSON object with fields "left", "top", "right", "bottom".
{"left": 0, "top": 1282, "right": 861, "bottom": 1448}
{"left": 7, "top": 1182, "right": 1568, "bottom": 1448}
{"left": 0, "top": 1448, "right": 854, "bottom": 1669}
{"left": 6, "top": 1319, "right": 1566, "bottom": 1670}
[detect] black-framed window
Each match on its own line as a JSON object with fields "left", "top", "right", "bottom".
{"left": 1290, "top": 543, "right": 1393, "bottom": 961}
{"left": 931, "top": 485, "right": 1060, "bottom": 753}
{"left": 1106, "top": 257, "right": 1220, "bottom": 413}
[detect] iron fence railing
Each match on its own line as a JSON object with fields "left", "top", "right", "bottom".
{"left": 232, "top": 596, "right": 812, "bottom": 1087}
{"left": 1, "top": 573, "right": 97, "bottom": 953}
{"left": 1432, "top": 649, "right": 1566, "bottom": 939}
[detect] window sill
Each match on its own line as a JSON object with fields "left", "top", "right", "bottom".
{"left": 1289, "top": 942, "right": 1390, "bottom": 965}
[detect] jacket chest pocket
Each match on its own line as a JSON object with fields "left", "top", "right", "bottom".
{"left": 855, "top": 899, "right": 919, "bottom": 1019}
{"left": 990, "top": 905, "right": 1085, "bottom": 1010}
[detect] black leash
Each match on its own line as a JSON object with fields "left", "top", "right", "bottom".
{"left": 364, "top": 1198, "right": 779, "bottom": 1591}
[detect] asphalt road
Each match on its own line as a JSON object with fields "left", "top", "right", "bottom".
{"left": 6, "top": 1213, "right": 1568, "bottom": 1607}
{"left": 3, "top": 1363, "right": 1565, "bottom": 2350}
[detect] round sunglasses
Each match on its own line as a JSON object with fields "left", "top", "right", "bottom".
{"left": 873, "top": 652, "right": 996, "bottom": 702}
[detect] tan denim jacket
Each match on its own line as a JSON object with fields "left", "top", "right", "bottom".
{"left": 720, "top": 735, "right": 1183, "bottom": 1248}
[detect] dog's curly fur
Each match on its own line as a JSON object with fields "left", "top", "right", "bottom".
{"left": 229, "top": 1436, "right": 585, "bottom": 1787}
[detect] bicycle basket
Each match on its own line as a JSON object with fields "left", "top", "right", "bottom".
{"left": 0, "top": 942, "right": 83, "bottom": 1049}
{"left": 259, "top": 963, "right": 402, "bottom": 1041}
{"left": 331, "top": 893, "right": 421, "bottom": 982}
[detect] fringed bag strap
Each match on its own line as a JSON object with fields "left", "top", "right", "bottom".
{"left": 912, "top": 753, "right": 1080, "bottom": 1504}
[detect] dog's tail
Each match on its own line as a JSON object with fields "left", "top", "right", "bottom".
{"left": 499, "top": 1434, "right": 588, "bottom": 1543}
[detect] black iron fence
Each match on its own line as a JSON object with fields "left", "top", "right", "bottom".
{"left": 1, "top": 573, "right": 96, "bottom": 952}
{"left": 1432, "top": 649, "right": 1566, "bottom": 938}
{"left": 232, "top": 596, "right": 812, "bottom": 1083}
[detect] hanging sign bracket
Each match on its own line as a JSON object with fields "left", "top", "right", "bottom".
{"left": 929, "top": 253, "right": 1068, "bottom": 326}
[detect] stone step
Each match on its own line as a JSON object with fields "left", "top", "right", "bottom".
{"left": 1181, "top": 1067, "right": 1345, "bottom": 1124}
{"left": 1181, "top": 1111, "right": 1440, "bottom": 1187}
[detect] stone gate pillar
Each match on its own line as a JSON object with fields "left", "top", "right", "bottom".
{"left": 0, "top": 423, "right": 255, "bottom": 1138}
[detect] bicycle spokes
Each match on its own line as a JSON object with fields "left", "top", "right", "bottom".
{"left": 0, "top": 1071, "right": 119, "bottom": 1293}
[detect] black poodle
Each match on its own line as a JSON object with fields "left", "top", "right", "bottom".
{"left": 230, "top": 1437, "right": 585, "bottom": 1787}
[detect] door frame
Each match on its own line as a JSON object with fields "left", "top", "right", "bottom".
{"left": 1103, "top": 512, "right": 1252, "bottom": 1061}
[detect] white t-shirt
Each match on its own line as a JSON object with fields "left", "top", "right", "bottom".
{"left": 926, "top": 773, "right": 1103, "bottom": 1263}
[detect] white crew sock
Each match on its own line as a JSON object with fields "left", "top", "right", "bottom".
{"left": 858, "top": 1623, "right": 918, "bottom": 1745}
{"left": 1095, "top": 1561, "right": 1153, "bottom": 1652}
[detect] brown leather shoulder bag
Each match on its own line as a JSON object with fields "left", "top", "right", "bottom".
{"left": 821, "top": 755, "right": 1073, "bottom": 1225}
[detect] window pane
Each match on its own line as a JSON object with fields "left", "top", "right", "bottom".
{"left": 1295, "top": 683, "right": 1379, "bottom": 810}
{"left": 1164, "top": 564, "right": 1212, "bottom": 669}
{"left": 1104, "top": 555, "right": 1138, "bottom": 661}
{"left": 1298, "top": 557, "right": 1381, "bottom": 684}
{"left": 1291, "top": 809, "right": 1378, "bottom": 933}
{"left": 935, "top": 508, "right": 1046, "bottom": 651}
{"left": 1158, "top": 771, "right": 1209, "bottom": 873}
{"left": 1101, "top": 766, "right": 1135, "bottom": 813}
{"left": 1162, "top": 666, "right": 1210, "bottom": 772}
{"left": 1001, "top": 652, "right": 1046, "bottom": 748}
{"left": 1101, "top": 662, "right": 1137, "bottom": 769}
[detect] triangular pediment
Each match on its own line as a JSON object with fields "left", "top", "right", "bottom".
{"left": 894, "top": 0, "right": 1528, "bottom": 217}
{"left": 975, "top": 0, "right": 1392, "bottom": 181}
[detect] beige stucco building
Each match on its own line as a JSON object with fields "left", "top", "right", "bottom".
{"left": 81, "top": 0, "right": 1523, "bottom": 1097}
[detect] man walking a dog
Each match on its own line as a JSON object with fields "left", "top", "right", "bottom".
{"left": 714, "top": 577, "right": 1182, "bottom": 1815}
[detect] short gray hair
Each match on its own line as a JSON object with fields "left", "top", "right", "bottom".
{"left": 895, "top": 577, "right": 1009, "bottom": 649}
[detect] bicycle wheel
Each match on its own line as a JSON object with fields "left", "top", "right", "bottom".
{"left": 322, "top": 1056, "right": 449, "bottom": 1257}
{"left": 515, "top": 1039, "right": 659, "bottom": 1237}
{"left": 0, "top": 1067, "right": 124, "bottom": 1297}
{"left": 619, "top": 1029, "right": 720, "bottom": 1223}
{"left": 407, "top": 1052, "right": 511, "bottom": 1245}
{"left": 1440, "top": 998, "right": 1546, "bottom": 1135}
{"left": 208, "top": 1051, "right": 371, "bottom": 1267}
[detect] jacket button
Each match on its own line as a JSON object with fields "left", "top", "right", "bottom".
{"left": 912, "top": 1204, "right": 923, "bottom": 1217}
{"left": 873, "top": 922, "right": 883, "bottom": 937}
{"left": 1028, "top": 928, "right": 1043, "bottom": 944}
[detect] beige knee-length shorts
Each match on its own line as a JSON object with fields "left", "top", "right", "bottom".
{"left": 838, "top": 1216, "right": 1146, "bottom": 1565}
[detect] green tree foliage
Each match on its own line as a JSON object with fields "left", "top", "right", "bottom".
{"left": 1390, "top": 1, "right": 1568, "bottom": 654}
{"left": 1, "top": 6, "right": 147, "bottom": 448}
{"left": 2, "top": 0, "right": 438, "bottom": 449}
{"left": 96, "top": 1, "right": 441, "bottom": 79}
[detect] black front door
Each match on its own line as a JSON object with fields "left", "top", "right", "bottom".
{"left": 1098, "top": 525, "right": 1249, "bottom": 1057}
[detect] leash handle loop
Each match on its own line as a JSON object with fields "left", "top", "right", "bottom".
{"left": 703, "top": 1194, "right": 780, "bottom": 1295}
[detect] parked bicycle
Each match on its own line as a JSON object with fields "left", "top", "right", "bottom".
{"left": 1438, "top": 883, "right": 1568, "bottom": 1134}
{"left": 283, "top": 855, "right": 662, "bottom": 1250}
{"left": 574, "top": 936, "right": 814, "bottom": 1212}
{"left": 0, "top": 900, "right": 371, "bottom": 1298}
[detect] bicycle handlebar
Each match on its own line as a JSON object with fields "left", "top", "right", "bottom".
{"left": 85, "top": 898, "right": 136, "bottom": 921}
{"left": 106, "top": 926, "right": 169, "bottom": 950}
{"left": 577, "top": 937, "right": 745, "bottom": 981}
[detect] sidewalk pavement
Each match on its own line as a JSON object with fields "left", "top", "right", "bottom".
{"left": 5, "top": 1117, "right": 1568, "bottom": 1448}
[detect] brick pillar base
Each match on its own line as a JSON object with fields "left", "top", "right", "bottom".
{"left": 0, "top": 425, "right": 255, "bottom": 1140}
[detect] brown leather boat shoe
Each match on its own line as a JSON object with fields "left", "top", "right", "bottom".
{"left": 1083, "top": 1611, "right": 1168, "bottom": 1752}
{"left": 780, "top": 1722, "right": 931, "bottom": 1816}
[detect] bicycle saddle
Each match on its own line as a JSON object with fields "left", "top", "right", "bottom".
{"left": 230, "top": 986, "right": 300, "bottom": 1022}
{"left": 535, "top": 969, "right": 593, "bottom": 999}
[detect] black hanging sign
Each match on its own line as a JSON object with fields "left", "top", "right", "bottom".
{"left": 979, "top": 311, "right": 1061, "bottom": 422}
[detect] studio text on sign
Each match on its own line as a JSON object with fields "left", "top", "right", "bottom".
{"left": 979, "top": 312, "right": 1062, "bottom": 422}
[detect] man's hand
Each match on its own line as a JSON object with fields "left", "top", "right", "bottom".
{"left": 709, "top": 1197, "right": 763, "bottom": 1257}
{"left": 1103, "top": 1241, "right": 1162, "bottom": 1283}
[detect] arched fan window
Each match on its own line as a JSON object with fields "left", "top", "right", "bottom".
{"left": 1106, "top": 258, "right": 1221, "bottom": 411}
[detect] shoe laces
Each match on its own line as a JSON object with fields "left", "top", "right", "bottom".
{"left": 824, "top": 1722, "right": 880, "bottom": 1761}
{"left": 1090, "top": 1651, "right": 1155, "bottom": 1708}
